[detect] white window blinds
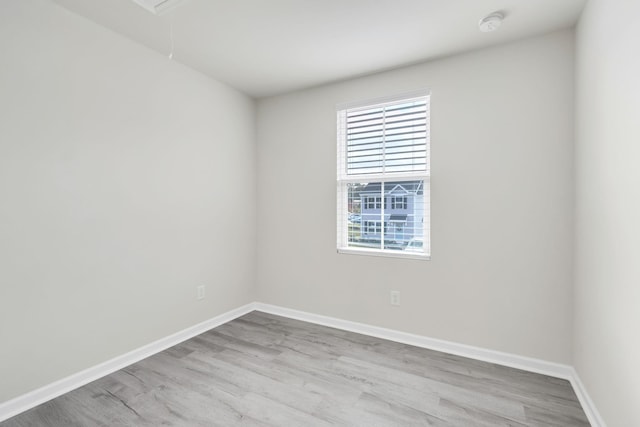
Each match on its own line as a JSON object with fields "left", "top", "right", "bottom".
{"left": 337, "top": 92, "right": 430, "bottom": 180}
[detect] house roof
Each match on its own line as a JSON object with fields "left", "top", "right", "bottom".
{"left": 359, "top": 181, "right": 423, "bottom": 196}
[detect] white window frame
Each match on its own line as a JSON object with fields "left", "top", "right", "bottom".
{"left": 336, "top": 90, "right": 431, "bottom": 260}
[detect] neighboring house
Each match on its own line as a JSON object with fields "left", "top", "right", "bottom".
{"left": 358, "top": 181, "right": 424, "bottom": 244}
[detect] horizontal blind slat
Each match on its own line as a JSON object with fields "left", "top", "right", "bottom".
{"left": 347, "top": 109, "right": 427, "bottom": 127}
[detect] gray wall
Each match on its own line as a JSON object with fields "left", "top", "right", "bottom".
{"left": 574, "top": 0, "right": 640, "bottom": 425}
{"left": 256, "top": 31, "right": 575, "bottom": 364}
{"left": 0, "top": 0, "right": 256, "bottom": 402}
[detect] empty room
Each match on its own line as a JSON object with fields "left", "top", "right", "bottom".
{"left": 0, "top": 0, "right": 638, "bottom": 426}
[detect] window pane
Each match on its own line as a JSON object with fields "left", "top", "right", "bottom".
{"left": 382, "top": 180, "right": 424, "bottom": 252}
{"left": 346, "top": 180, "right": 425, "bottom": 253}
{"left": 347, "top": 182, "right": 379, "bottom": 250}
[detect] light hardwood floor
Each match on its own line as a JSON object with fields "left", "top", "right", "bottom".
{"left": 2, "top": 311, "right": 590, "bottom": 426}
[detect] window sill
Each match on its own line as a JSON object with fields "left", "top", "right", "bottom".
{"left": 337, "top": 247, "right": 430, "bottom": 261}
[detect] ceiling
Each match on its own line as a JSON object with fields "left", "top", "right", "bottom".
{"left": 53, "top": 0, "right": 586, "bottom": 98}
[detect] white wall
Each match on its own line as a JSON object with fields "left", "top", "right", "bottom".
{"left": 574, "top": 0, "right": 640, "bottom": 425}
{"left": 256, "top": 31, "right": 575, "bottom": 364}
{"left": 0, "top": 0, "right": 256, "bottom": 402}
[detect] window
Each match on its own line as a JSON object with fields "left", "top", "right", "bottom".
{"left": 337, "top": 91, "right": 430, "bottom": 259}
{"left": 391, "top": 196, "right": 407, "bottom": 210}
{"left": 364, "top": 221, "right": 381, "bottom": 234}
{"left": 363, "top": 196, "right": 382, "bottom": 210}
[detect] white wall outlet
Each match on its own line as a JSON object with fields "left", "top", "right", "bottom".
{"left": 390, "top": 290, "right": 400, "bottom": 306}
{"left": 197, "top": 285, "right": 205, "bottom": 300}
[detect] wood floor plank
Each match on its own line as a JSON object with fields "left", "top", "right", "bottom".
{"left": 1, "top": 311, "right": 590, "bottom": 426}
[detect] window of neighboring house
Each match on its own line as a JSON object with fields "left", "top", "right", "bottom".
{"left": 364, "top": 196, "right": 380, "bottom": 210}
{"left": 365, "top": 221, "right": 380, "bottom": 234}
{"left": 391, "top": 196, "right": 408, "bottom": 210}
{"left": 364, "top": 197, "right": 372, "bottom": 209}
{"left": 337, "top": 91, "right": 430, "bottom": 259}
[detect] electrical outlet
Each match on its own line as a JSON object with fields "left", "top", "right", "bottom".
{"left": 197, "top": 285, "right": 205, "bottom": 300}
{"left": 390, "top": 290, "right": 400, "bottom": 306}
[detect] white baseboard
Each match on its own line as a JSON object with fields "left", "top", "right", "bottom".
{"left": 0, "top": 301, "right": 605, "bottom": 427}
{"left": 0, "top": 303, "right": 256, "bottom": 423}
{"left": 254, "top": 302, "right": 605, "bottom": 427}
{"left": 568, "top": 368, "right": 607, "bottom": 427}
{"left": 254, "top": 303, "right": 574, "bottom": 378}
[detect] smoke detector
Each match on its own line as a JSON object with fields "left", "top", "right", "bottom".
{"left": 131, "top": 0, "right": 186, "bottom": 15}
{"left": 479, "top": 12, "right": 504, "bottom": 32}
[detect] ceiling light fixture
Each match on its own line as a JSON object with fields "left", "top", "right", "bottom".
{"left": 478, "top": 12, "right": 504, "bottom": 33}
{"left": 131, "top": 0, "right": 186, "bottom": 16}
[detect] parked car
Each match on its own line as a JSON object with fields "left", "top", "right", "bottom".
{"left": 348, "top": 214, "right": 361, "bottom": 223}
{"left": 404, "top": 237, "right": 423, "bottom": 252}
